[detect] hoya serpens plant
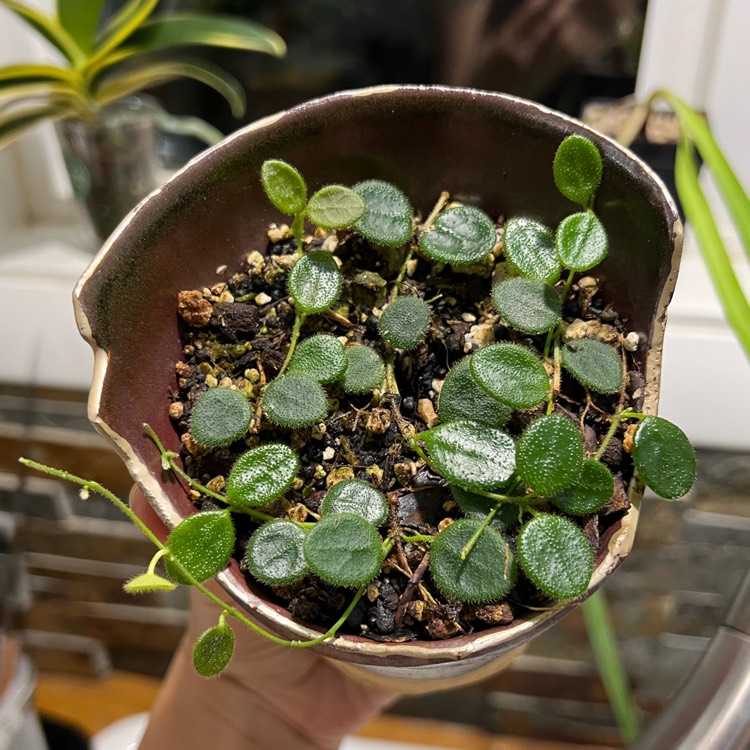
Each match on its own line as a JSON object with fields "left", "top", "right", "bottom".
{"left": 21, "top": 134, "right": 696, "bottom": 678}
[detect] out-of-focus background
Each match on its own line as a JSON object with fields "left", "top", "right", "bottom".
{"left": 0, "top": 1, "right": 748, "bottom": 748}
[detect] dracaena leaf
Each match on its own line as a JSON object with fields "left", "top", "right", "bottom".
{"left": 57, "top": 0, "right": 107, "bottom": 52}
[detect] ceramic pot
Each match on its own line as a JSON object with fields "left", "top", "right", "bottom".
{"left": 74, "top": 85, "right": 683, "bottom": 694}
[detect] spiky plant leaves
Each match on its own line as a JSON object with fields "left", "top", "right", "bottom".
{"left": 438, "top": 358, "right": 510, "bottom": 427}
{"left": 561, "top": 338, "right": 623, "bottom": 394}
{"left": 123, "top": 572, "right": 177, "bottom": 593}
{"left": 492, "top": 277, "right": 562, "bottom": 335}
{"left": 189, "top": 387, "right": 251, "bottom": 448}
{"left": 516, "top": 414, "right": 584, "bottom": 495}
{"left": 633, "top": 416, "right": 696, "bottom": 500}
{"left": 165, "top": 510, "right": 235, "bottom": 584}
{"left": 517, "top": 514, "right": 593, "bottom": 599}
{"left": 430, "top": 519, "right": 515, "bottom": 603}
{"left": 503, "top": 217, "right": 561, "bottom": 284}
{"left": 470, "top": 343, "right": 551, "bottom": 409}
{"left": 341, "top": 344, "right": 385, "bottom": 394}
{"left": 288, "top": 333, "right": 346, "bottom": 383}
{"left": 245, "top": 520, "right": 308, "bottom": 585}
{"left": 260, "top": 159, "right": 307, "bottom": 215}
{"left": 556, "top": 211, "right": 608, "bottom": 271}
{"left": 378, "top": 296, "right": 430, "bottom": 351}
{"left": 193, "top": 620, "right": 235, "bottom": 677}
{"left": 418, "top": 205, "right": 496, "bottom": 265}
{"left": 320, "top": 479, "right": 388, "bottom": 526}
{"left": 304, "top": 513, "right": 383, "bottom": 587}
{"left": 288, "top": 250, "right": 342, "bottom": 314}
{"left": 419, "top": 420, "right": 516, "bottom": 491}
{"left": 306, "top": 185, "right": 365, "bottom": 230}
{"left": 353, "top": 179, "right": 413, "bottom": 247}
{"left": 450, "top": 485, "right": 520, "bottom": 531}
{"left": 553, "top": 458, "right": 614, "bottom": 515}
{"left": 226, "top": 443, "right": 299, "bottom": 507}
{"left": 553, "top": 135, "right": 603, "bottom": 207}
{"left": 262, "top": 374, "right": 328, "bottom": 428}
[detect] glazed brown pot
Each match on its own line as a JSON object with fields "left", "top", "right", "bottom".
{"left": 74, "top": 85, "right": 683, "bottom": 693}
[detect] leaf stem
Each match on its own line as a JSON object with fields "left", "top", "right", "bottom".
{"left": 593, "top": 408, "right": 644, "bottom": 460}
{"left": 292, "top": 212, "right": 305, "bottom": 257}
{"left": 460, "top": 502, "right": 501, "bottom": 560}
{"left": 147, "top": 548, "right": 169, "bottom": 575}
{"left": 278, "top": 311, "right": 306, "bottom": 376}
{"left": 390, "top": 247, "right": 415, "bottom": 302}
{"left": 560, "top": 269, "right": 576, "bottom": 305}
{"left": 401, "top": 533, "right": 434, "bottom": 544}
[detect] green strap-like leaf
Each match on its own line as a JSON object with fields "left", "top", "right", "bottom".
{"left": 353, "top": 179, "right": 413, "bottom": 247}
{"left": 261, "top": 159, "right": 307, "bottom": 216}
{"left": 193, "top": 620, "right": 235, "bottom": 677}
{"left": 555, "top": 211, "right": 608, "bottom": 272}
{"left": 561, "top": 338, "right": 623, "bottom": 394}
{"left": 320, "top": 479, "right": 388, "bottom": 526}
{"left": 262, "top": 374, "right": 328, "bottom": 428}
{"left": 553, "top": 135, "right": 603, "bottom": 207}
{"left": 287, "top": 250, "right": 342, "bottom": 314}
{"left": 419, "top": 205, "right": 496, "bottom": 265}
{"left": 0, "top": 103, "right": 78, "bottom": 150}
{"left": 503, "top": 216, "right": 561, "bottom": 283}
{"left": 492, "top": 277, "right": 561, "bottom": 335}
{"left": 438, "top": 357, "right": 510, "bottom": 427}
{"left": 341, "top": 345, "right": 385, "bottom": 394}
{"left": 0, "top": 64, "right": 81, "bottom": 87}
{"left": 378, "top": 296, "right": 430, "bottom": 351}
{"left": 246, "top": 520, "right": 308, "bottom": 585}
{"left": 190, "top": 387, "right": 252, "bottom": 448}
{"left": 57, "top": 0, "right": 107, "bottom": 53}
{"left": 306, "top": 185, "right": 365, "bottom": 230}
{"left": 553, "top": 458, "right": 614, "bottom": 515}
{"left": 0, "top": 80, "right": 88, "bottom": 116}
{"left": 226, "top": 443, "right": 299, "bottom": 507}
{"left": 89, "top": 0, "right": 159, "bottom": 68}
{"left": 288, "top": 334, "right": 346, "bottom": 384}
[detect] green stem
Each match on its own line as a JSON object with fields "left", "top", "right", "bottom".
{"left": 147, "top": 548, "right": 169, "bottom": 575}
{"left": 460, "top": 502, "right": 501, "bottom": 560}
{"left": 390, "top": 247, "right": 414, "bottom": 302}
{"left": 401, "top": 533, "right": 434, "bottom": 544}
{"left": 560, "top": 269, "right": 576, "bottom": 305}
{"left": 292, "top": 212, "right": 305, "bottom": 257}
{"left": 384, "top": 348, "right": 400, "bottom": 397}
{"left": 593, "top": 408, "right": 644, "bottom": 460}
{"left": 582, "top": 590, "right": 640, "bottom": 744}
{"left": 278, "top": 311, "right": 306, "bottom": 376}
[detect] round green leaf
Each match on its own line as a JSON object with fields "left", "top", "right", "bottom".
{"left": 470, "top": 343, "right": 551, "bottom": 409}
{"left": 492, "top": 277, "right": 562, "bottom": 335}
{"left": 450, "top": 485, "right": 520, "bottom": 531}
{"left": 246, "top": 520, "right": 308, "bottom": 585}
{"left": 517, "top": 415, "right": 584, "bottom": 495}
{"left": 306, "top": 185, "right": 365, "bottom": 229}
{"left": 553, "top": 135, "right": 603, "bottom": 207}
{"left": 503, "top": 217, "right": 561, "bottom": 283}
{"left": 430, "top": 519, "right": 515, "bottom": 603}
{"left": 341, "top": 345, "right": 385, "bottom": 394}
{"left": 262, "top": 374, "right": 328, "bottom": 428}
{"left": 166, "top": 510, "right": 235, "bottom": 585}
{"left": 561, "top": 338, "right": 623, "bottom": 394}
{"left": 438, "top": 358, "right": 510, "bottom": 427}
{"left": 226, "top": 443, "right": 299, "bottom": 507}
{"left": 556, "top": 211, "right": 608, "bottom": 271}
{"left": 353, "top": 180, "right": 413, "bottom": 247}
{"left": 288, "top": 250, "right": 342, "bottom": 313}
{"left": 420, "top": 420, "right": 516, "bottom": 491}
{"left": 260, "top": 159, "right": 307, "bottom": 215}
{"left": 320, "top": 479, "right": 388, "bottom": 526}
{"left": 517, "top": 514, "right": 593, "bottom": 599}
{"left": 193, "top": 621, "right": 235, "bottom": 677}
{"left": 378, "top": 296, "right": 430, "bottom": 350}
{"left": 190, "top": 387, "right": 251, "bottom": 448}
{"left": 553, "top": 459, "right": 614, "bottom": 515}
{"left": 633, "top": 416, "right": 696, "bottom": 500}
{"left": 288, "top": 334, "right": 346, "bottom": 383}
{"left": 419, "top": 205, "right": 496, "bottom": 265}
{"left": 304, "top": 513, "right": 383, "bottom": 587}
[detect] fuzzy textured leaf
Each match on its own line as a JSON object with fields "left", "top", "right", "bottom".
{"left": 470, "top": 343, "right": 551, "bottom": 409}
{"left": 450, "top": 485, "right": 520, "bottom": 531}
{"left": 430, "top": 519, "right": 515, "bottom": 603}
{"left": 556, "top": 211, "right": 608, "bottom": 271}
{"left": 261, "top": 159, "right": 307, "bottom": 215}
{"left": 304, "top": 513, "right": 383, "bottom": 588}
{"left": 166, "top": 510, "right": 235, "bottom": 585}
{"left": 492, "top": 277, "right": 561, "bottom": 334}
{"left": 561, "top": 338, "right": 622, "bottom": 394}
{"left": 288, "top": 334, "right": 346, "bottom": 383}
{"left": 306, "top": 185, "right": 365, "bottom": 230}
{"left": 262, "top": 374, "right": 328, "bottom": 428}
{"left": 503, "top": 217, "right": 561, "bottom": 283}
{"left": 516, "top": 415, "right": 584, "bottom": 495}
{"left": 419, "top": 205, "right": 496, "bottom": 265}
{"left": 420, "top": 420, "right": 515, "bottom": 491}
{"left": 378, "top": 296, "right": 430, "bottom": 350}
{"left": 226, "top": 443, "right": 298, "bottom": 507}
{"left": 190, "top": 387, "right": 251, "bottom": 448}
{"left": 633, "top": 416, "right": 696, "bottom": 500}
{"left": 320, "top": 479, "right": 388, "bottom": 526}
{"left": 193, "top": 621, "right": 235, "bottom": 677}
{"left": 553, "top": 459, "right": 614, "bottom": 515}
{"left": 517, "top": 514, "right": 593, "bottom": 599}
{"left": 288, "top": 250, "right": 342, "bottom": 314}
{"left": 246, "top": 520, "right": 308, "bottom": 585}
{"left": 341, "top": 345, "right": 385, "bottom": 394}
{"left": 553, "top": 135, "right": 603, "bottom": 207}
{"left": 123, "top": 572, "right": 176, "bottom": 593}
{"left": 438, "top": 358, "right": 510, "bottom": 427}
{"left": 353, "top": 180, "right": 413, "bottom": 247}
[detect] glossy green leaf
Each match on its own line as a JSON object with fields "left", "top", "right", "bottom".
{"left": 450, "top": 485, "right": 520, "bottom": 531}
{"left": 492, "top": 277, "right": 561, "bottom": 334}
{"left": 123, "top": 572, "right": 176, "bottom": 593}
{"left": 193, "top": 620, "right": 235, "bottom": 677}
{"left": 246, "top": 520, "right": 308, "bottom": 585}
{"left": 553, "top": 135, "right": 603, "bottom": 207}
{"left": 516, "top": 414, "right": 584, "bottom": 495}
{"left": 90, "top": 0, "right": 159, "bottom": 65}
{"left": 304, "top": 513, "right": 383, "bottom": 588}
{"left": 438, "top": 358, "right": 510, "bottom": 427}
{"left": 470, "top": 343, "right": 551, "bottom": 409}
{"left": 517, "top": 514, "right": 593, "bottom": 599}
{"left": 190, "top": 387, "right": 251, "bottom": 448}
{"left": 261, "top": 159, "right": 307, "bottom": 216}
{"left": 287, "top": 250, "right": 342, "bottom": 314}
{"left": 306, "top": 185, "right": 365, "bottom": 230}
{"left": 556, "top": 211, "right": 608, "bottom": 272}
{"left": 57, "top": 0, "right": 106, "bottom": 52}
{"left": 262, "top": 374, "right": 328, "bottom": 428}
{"left": 419, "top": 205, "right": 496, "bottom": 265}
{"left": 226, "top": 443, "right": 299, "bottom": 507}
{"left": 420, "top": 420, "right": 515, "bottom": 491}
{"left": 430, "top": 519, "right": 515, "bottom": 603}
{"left": 165, "top": 510, "right": 235, "bottom": 585}
{"left": 288, "top": 334, "right": 346, "bottom": 383}
{"left": 503, "top": 216, "right": 561, "bottom": 283}
{"left": 561, "top": 338, "right": 623, "bottom": 394}
{"left": 378, "top": 296, "right": 430, "bottom": 350}
{"left": 320, "top": 479, "right": 388, "bottom": 526}
{"left": 633, "top": 416, "right": 696, "bottom": 500}
{"left": 353, "top": 179, "right": 413, "bottom": 247}
{"left": 341, "top": 345, "right": 385, "bottom": 394}
{"left": 554, "top": 459, "right": 614, "bottom": 515}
